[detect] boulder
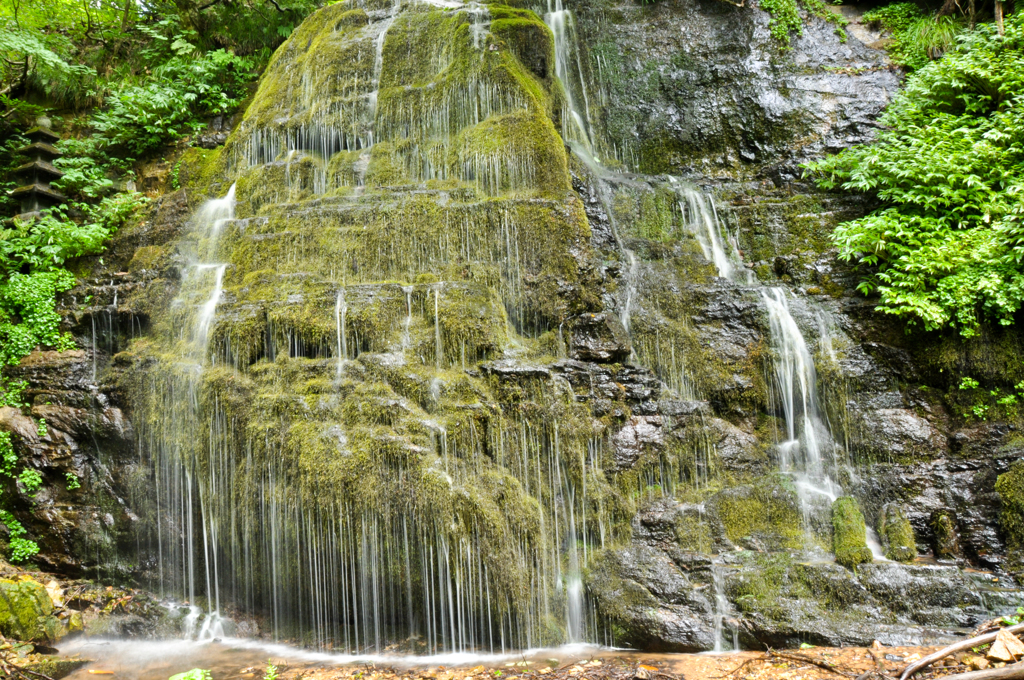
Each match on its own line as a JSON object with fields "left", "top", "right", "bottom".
{"left": 568, "top": 313, "right": 631, "bottom": 363}
{"left": 0, "top": 579, "right": 64, "bottom": 642}
{"left": 833, "top": 497, "right": 873, "bottom": 569}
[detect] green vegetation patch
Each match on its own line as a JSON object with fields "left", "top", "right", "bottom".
{"left": 807, "top": 17, "right": 1024, "bottom": 337}
{"left": 832, "top": 496, "right": 872, "bottom": 569}
{"left": 995, "top": 460, "right": 1024, "bottom": 572}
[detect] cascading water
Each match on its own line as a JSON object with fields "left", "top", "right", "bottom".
{"left": 711, "top": 562, "right": 739, "bottom": 653}
{"left": 544, "top": 0, "right": 594, "bottom": 152}
{"left": 335, "top": 289, "right": 348, "bottom": 376}
{"left": 670, "top": 179, "right": 753, "bottom": 285}
{"left": 761, "top": 288, "right": 844, "bottom": 536}
{"left": 103, "top": 0, "right": 1024, "bottom": 661}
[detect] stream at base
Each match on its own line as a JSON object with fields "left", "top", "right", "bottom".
{"left": 58, "top": 639, "right": 610, "bottom": 679}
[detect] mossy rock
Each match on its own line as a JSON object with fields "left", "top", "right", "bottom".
{"left": 879, "top": 503, "right": 916, "bottom": 563}
{"left": 712, "top": 475, "right": 802, "bottom": 550}
{"left": 832, "top": 497, "right": 872, "bottom": 569}
{"left": 995, "top": 460, "right": 1024, "bottom": 572}
{"left": 930, "top": 510, "right": 960, "bottom": 560}
{"left": 0, "top": 579, "right": 64, "bottom": 643}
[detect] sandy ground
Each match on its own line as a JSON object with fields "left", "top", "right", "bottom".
{"left": 227, "top": 645, "right": 953, "bottom": 680}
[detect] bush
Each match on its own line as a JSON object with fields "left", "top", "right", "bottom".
{"left": 863, "top": 3, "right": 963, "bottom": 70}
{"left": 806, "top": 18, "right": 1024, "bottom": 337}
{"left": 92, "top": 44, "right": 255, "bottom": 156}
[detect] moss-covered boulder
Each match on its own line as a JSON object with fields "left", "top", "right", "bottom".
{"left": 0, "top": 579, "right": 64, "bottom": 642}
{"left": 879, "top": 503, "right": 916, "bottom": 563}
{"left": 930, "top": 510, "right": 961, "bottom": 560}
{"left": 713, "top": 476, "right": 802, "bottom": 551}
{"left": 832, "top": 497, "right": 872, "bottom": 569}
{"left": 995, "top": 461, "right": 1024, "bottom": 573}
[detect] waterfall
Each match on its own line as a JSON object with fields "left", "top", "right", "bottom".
{"left": 434, "top": 285, "right": 443, "bottom": 370}
{"left": 544, "top": 0, "right": 594, "bottom": 152}
{"left": 335, "top": 289, "right": 348, "bottom": 375}
{"left": 401, "top": 285, "right": 414, "bottom": 352}
{"left": 194, "top": 264, "right": 228, "bottom": 355}
{"left": 671, "top": 180, "right": 752, "bottom": 284}
{"left": 761, "top": 288, "right": 843, "bottom": 529}
{"left": 194, "top": 183, "right": 236, "bottom": 261}
{"left": 711, "top": 561, "right": 739, "bottom": 653}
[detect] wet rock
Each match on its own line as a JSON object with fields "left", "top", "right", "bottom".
{"left": 857, "top": 563, "right": 984, "bottom": 616}
{"left": 588, "top": 547, "right": 714, "bottom": 652}
{"left": 568, "top": 313, "right": 631, "bottom": 363}
{"left": 931, "top": 511, "right": 961, "bottom": 560}
{"left": 0, "top": 579, "right": 64, "bottom": 642}
{"left": 612, "top": 416, "right": 663, "bottom": 470}
{"left": 833, "top": 497, "right": 873, "bottom": 569}
{"left": 851, "top": 408, "right": 946, "bottom": 459}
{"left": 880, "top": 504, "right": 916, "bottom": 562}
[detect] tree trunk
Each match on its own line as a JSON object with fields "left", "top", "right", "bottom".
{"left": 995, "top": 0, "right": 1005, "bottom": 36}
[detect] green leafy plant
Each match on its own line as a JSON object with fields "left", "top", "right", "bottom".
{"left": 17, "top": 469, "right": 42, "bottom": 495}
{"left": 168, "top": 668, "right": 212, "bottom": 680}
{"left": 1002, "top": 606, "right": 1024, "bottom": 625}
{"left": 0, "top": 510, "right": 38, "bottom": 563}
{"left": 263, "top": 662, "right": 279, "bottom": 680}
{"left": 759, "top": 0, "right": 848, "bottom": 49}
{"left": 0, "top": 378, "right": 26, "bottom": 408}
{"left": 65, "top": 472, "right": 81, "bottom": 491}
{"left": 863, "top": 4, "right": 964, "bottom": 70}
{"left": 92, "top": 45, "right": 255, "bottom": 156}
{"left": 806, "top": 17, "right": 1024, "bottom": 337}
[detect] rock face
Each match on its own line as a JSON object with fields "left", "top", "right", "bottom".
{"left": 1, "top": 0, "right": 1021, "bottom": 654}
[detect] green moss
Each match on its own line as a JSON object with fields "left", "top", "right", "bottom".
{"left": 930, "top": 510, "right": 960, "bottom": 559}
{"left": 0, "top": 579, "right": 63, "bottom": 642}
{"left": 832, "top": 496, "right": 872, "bottom": 569}
{"left": 995, "top": 461, "right": 1024, "bottom": 572}
{"left": 714, "top": 475, "right": 802, "bottom": 549}
{"left": 727, "top": 552, "right": 801, "bottom": 621}
{"left": 879, "top": 503, "right": 916, "bottom": 562}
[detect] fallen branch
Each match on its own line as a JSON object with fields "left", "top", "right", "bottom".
{"left": 712, "top": 656, "right": 761, "bottom": 679}
{"left": 900, "top": 624, "right": 1024, "bottom": 680}
{"left": 929, "top": 663, "right": 1024, "bottom": 680}
{"left": 768, "top": 650, "right": 857, "bottom": 678}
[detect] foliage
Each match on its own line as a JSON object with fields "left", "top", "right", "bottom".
{"left": 0, "top": 430, "right": 42, "bottom": 561}
{"left": 91, "top": 34, "right": 256, "bottom": 155}
{"left": 0, "top": 20, "right": 96, "bottom": 113}
{"left": 65, "top": 472, "right": 80, "bottom": 491}
{"left": 863, "top": 3, "right": 964, "bottom": 70}
{"left": 0, "top": 270, "right": 78, "bottom": 365}
{"left": 0, "top": 510, "right": 37, "bottom": 563}
{"left": 168, "top": 670, "right": 213, "bottom": 680}
{"left": 759, "top": 0, "right": 848, "bottom": 49}
{"left": 263, "top": 662, "right": 279, "bottom": 680}
{"left": 806, "top": 18, "right": 1024, "bottom": 337}
{"left": 0, "top": 377, "right": 26, "bottom": 407}
{"left": 0, "top": 171, "right": 146, "bottom": 366}
{"left": 17, "top": 469, "right": 41, "bottom": 495}
{"left": 0, "top": 432, "right": 15, "bottom": 478}
{"left": 1, "top": 0, "right": 322, "bottom": 130}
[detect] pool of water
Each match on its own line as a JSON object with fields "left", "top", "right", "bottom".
{"left": 58, "top": 638, "right": 613, "bottom": 680}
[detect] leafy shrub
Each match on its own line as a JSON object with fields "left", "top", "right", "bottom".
{"left": 759, "top": 0, "right": 848, "bottom": 48}
{"left": 864, "top": 4, "right": 964, "bottom": 70}
{"left": 92, "top": 45, "right": 254, "bottom": 155}
{"left": 806, "top": 17, "right": 1024, "bottom": 337}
